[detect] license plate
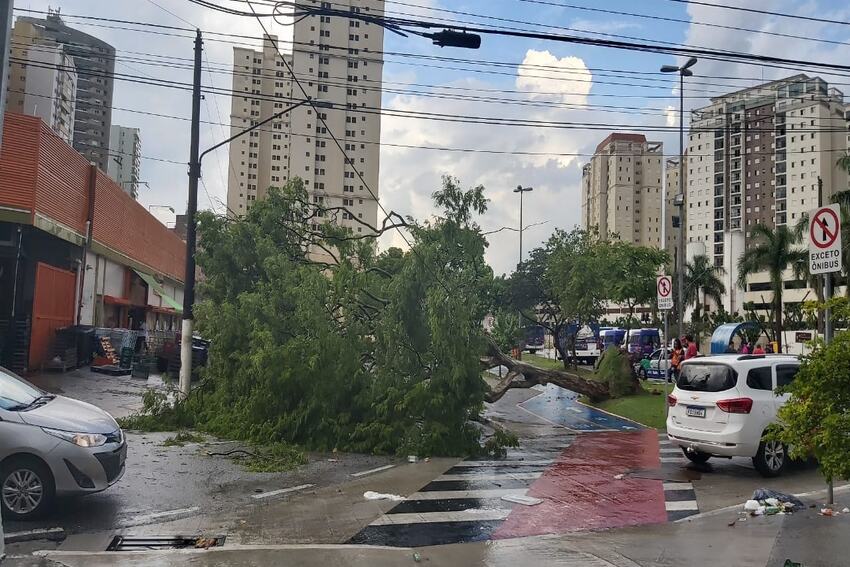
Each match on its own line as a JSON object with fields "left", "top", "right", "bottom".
{"left": 686, "top": 406, "right": 706, "bottom": 418}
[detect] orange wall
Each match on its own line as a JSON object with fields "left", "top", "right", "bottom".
{"left": 0, "top": 113, "right": 185, "bottom": 282}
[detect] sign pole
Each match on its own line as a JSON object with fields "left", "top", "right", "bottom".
{"left": 825, "top": 273, "right": 834, "bottom": 507}
{"left": 663, "top": 311, "right": 669, "bottom": 418}
{"left": 808, "top": 204, "right": 840, "bottom": 508}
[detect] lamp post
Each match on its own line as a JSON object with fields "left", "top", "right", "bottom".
{"left": 513, "top": 185, "right": 533, "bottom": 267}
{"left": 661, "top": 57, "right": 697, "bottom": 339}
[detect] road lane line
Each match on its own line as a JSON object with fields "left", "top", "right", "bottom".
{"left": 124, "top": 506, "right": 200, "bottom": 525}
{"left": 351, "top": 464, "right": 396, "bottom": 477}
{"left": 251, "top": 483, "right": 315, "bottom": 500}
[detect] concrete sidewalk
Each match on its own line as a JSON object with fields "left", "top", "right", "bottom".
{"left": 13, "top": 492, "right": 847, "bottom": 567}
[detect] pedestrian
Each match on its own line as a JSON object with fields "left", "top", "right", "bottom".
{"left": 753, "top": 343, "right": 765, "bottom": 355}
{"left": 670, "top": 338, "right": 683, "bottom": 382}
{"left": 725, "top": 339, "right": 737, "bottom": 354}
{"left": 741, "top": 340, "right": 751, "bottom": 354}
{"left": 684, "top": 334, "right": 698, "bottom": 360}
{"left": 764, "top": 343, "right": 774, "bottom": 354}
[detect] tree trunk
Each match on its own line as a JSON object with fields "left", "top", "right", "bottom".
{"left": 482, "top": 338, "right": 610, "bottom": 403}
{"left": 552, "top": 323, "right": 570, "bottom": 370}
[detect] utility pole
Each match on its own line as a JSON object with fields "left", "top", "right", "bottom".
{"left": 514, "top": 185, "right": 533, "bottom": 266}
{"left": 179, "top": 29, "right": 203, "bottom": 398}
{"left": 0, "top": 1, "right": 12, "bottom": 556}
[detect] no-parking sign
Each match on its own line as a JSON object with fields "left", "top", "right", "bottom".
{"left": 809, "top": 204, "right": 842, "bottom": 275}
{"left": 657, "top": 275, "right": 673, "bottom": 310}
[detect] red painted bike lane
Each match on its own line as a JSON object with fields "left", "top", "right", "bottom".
{"left": 493, "top": 429, "right": 667, "bottom": 538}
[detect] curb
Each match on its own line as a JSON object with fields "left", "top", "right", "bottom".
{"left": 4, "top": 527, "right": 65, "bottom": 544}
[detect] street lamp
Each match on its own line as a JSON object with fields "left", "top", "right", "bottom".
{"left": 513, "top": 185, "right": 533, "bottom": 267}
{"left": 661, "top": 56, "right": 697, "bottom": 339}
{"left": 178, "top": 96, "right": 333, "bottom": 396}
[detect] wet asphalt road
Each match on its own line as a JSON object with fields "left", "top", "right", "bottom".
{"left": 6, "top": 369, "right": 396, "bottom": 538}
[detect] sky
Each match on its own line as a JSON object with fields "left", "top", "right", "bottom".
{"left": 11, "top": 0, "right": 850, "bottom": 276}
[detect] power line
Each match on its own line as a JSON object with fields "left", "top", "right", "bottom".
{"left": 660, "top": 0, "right": 850, "bottom": 28}
{"left": 517, "top": 0, "right": 850, "bottom": 49}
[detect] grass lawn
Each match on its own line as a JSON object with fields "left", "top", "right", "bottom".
{"left": 586, "top": 381, "right": 670, "bottom": 430}
{"left": 522, "top": 353, "right": 597, "bottom": 380}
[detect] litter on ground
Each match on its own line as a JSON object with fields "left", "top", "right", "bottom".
{"left": 501, "top": 494, "right": 543, "bottom": 506}
{"left": 364, "top": 491, "right": 406, "bottom": 501}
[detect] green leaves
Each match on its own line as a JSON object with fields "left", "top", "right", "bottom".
{"left": 777, "top": 330, "right": 850, "bottom": 482}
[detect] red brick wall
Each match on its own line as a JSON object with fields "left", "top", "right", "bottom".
{"left": 0, "top": 113, "right": 185, "bottom": 282}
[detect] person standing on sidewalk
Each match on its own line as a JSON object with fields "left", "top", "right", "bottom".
{"left": 670, "top": 338, "right": 683, "bottom": 382}
{"left": 684, "top": 334, "right": 699, "bottom": 360}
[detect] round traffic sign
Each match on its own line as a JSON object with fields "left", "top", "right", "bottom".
{"left": 657, "top": 276, "right": 672, "bottom": 297}
{"left": 810, "top": 207, "right": 840, "bottom": 249}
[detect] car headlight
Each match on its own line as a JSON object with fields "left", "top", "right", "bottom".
{"left": 43, "top": 428, "right": 108, "bottom": 448}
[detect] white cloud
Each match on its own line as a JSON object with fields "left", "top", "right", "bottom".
{"left": 665, "top": 105, "right": 677, "bottom": 127}
{"left": 516, "top": 49, "right": 592, "bottom": 105}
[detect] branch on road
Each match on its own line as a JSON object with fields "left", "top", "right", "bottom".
{"left": 481, "top": 337, "right": 610, "bottom": 402}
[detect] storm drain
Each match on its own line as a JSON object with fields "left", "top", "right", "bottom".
{"left": 106, "top": 535, "right": 226, "bottom": 551}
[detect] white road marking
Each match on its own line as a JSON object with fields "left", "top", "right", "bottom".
{"left": 407, "top": 488, "right": 528, "bottom": 501}
{"left": 665, "top": 500, "right": 699, "bottom": 511}
{"left": 437, "top": 472, "right": 542, "bottom": 482}
{"left": 370, "top": 508, "right": 511, "bottom": 525}
{"left": 351, "top": 464, "right": 396, "bottom": 477}
{"left": 457, "top": 459, "right": 554, "bottom": 467}
{"left": 663, "top": 482, "right": 694, "bottom": 491}
{"left": 659, "top": 447, "right": 682, "bottom": 454}
{"left": 660, "top": 456, "right": 685, "bottom": 463}
{"left": 251, "top": 483, "right": 315, "bottom": 500}
{"left": 125, "top": 506, "right": 200, "bottom": 525}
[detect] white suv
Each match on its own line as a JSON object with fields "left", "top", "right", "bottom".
{"left": 666, "top": 354, "right": 799, "bottom": 477}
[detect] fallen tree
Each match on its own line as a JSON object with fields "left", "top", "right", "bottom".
{"left": 481, "top": 338, "right": 638, "bottom": 403}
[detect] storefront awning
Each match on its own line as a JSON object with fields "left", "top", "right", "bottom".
{"left": 134, "top": 270, "right": 183, "bottom": 314}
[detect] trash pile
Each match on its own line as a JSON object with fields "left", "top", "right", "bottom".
{"left": 741, "top": 489, "right": 806, "bottom": 517}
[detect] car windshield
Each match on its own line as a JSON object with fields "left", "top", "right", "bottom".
{"left": 677, "top": 363, "right": 737, "bottom": 392}
{"left": 0, "top": 366, "right": 44, "bottom": 410}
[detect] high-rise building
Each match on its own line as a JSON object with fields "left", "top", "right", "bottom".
{"left": 686, "top": 74, "right": 850, "bottom": 314}
{"left": 6, "top": 21, "right": 77, "bottom": 144}
{"left": 107, "top": 125, "right": 141, "bottom": 198}
{"left": 664, "top": 158, "right": 685, "bottom": 254}
{"left": 581, "top": 133, "right": 664, "bottom": 247}
{"left": 15, "top": 11, "right": 116, "bottom": 171}
{"left": 225, "top": 1, "right": 384, "bottom": 238}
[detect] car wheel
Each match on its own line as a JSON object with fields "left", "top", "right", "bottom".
{"left": 1, "top": 456, "right": 55, "bottom": 520}
{"left": 753, "top": 439, "right": 787, "bottom": 477}
{"left": 682, "top": 449, "right": 711, "bottom": 464}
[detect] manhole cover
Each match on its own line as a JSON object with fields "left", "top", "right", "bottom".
{"left": 106, "top": 535, "right": 226, "bottom": 551}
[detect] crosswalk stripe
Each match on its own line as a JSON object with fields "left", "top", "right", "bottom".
{"left": 370, "top": 508, "right": 511, "bottom": 525}
{"left": 665, "top": 500, "right": 699, "bottom": 511}
{"left": 437, "top": 472, "right": 543, "bottom": 482}
{"left": 660, "top": 456, "right": 685, "bottom": 463}
{"left": 663, "top": 482, "right": 694, "bottom": 491}
{"left": 406, "top": 488, "right": 528, "bottom": 501}
{"left": 659, "top": 447, "right": 682, "bottom": 454}
{"left": 456, "top": 459, "right": 554, "bottom": 467}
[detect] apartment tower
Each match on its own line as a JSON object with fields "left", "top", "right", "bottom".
{"left": 686, "top": 74, "right": 850, "bottom": 314}
{"left": 14, "top": 11, "right": 116, "bottom": 171}
{"left": 107, "top": 125, "right": 142, "bottom": 198}
{"left": 226, "top": 0, "right": 384, "bottom": 237}
{"left": 581, "top": 133, "right": 665, "bottom": 247}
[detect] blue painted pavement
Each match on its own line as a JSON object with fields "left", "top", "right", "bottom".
{"left": 519, "top": 384, "right": 642, "bottom": 432}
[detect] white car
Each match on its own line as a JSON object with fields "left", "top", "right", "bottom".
{"left": 666, "top": 354, "right": 799, "bottom": 477}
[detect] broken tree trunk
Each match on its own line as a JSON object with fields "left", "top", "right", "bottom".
{"left": 482, "top": 338, "right": 610, "bottom": 403}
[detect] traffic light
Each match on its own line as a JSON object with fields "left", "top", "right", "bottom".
{"left": 427, "top": 30, "right": 482, "bottom": 49}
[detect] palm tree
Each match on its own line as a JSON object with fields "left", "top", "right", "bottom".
{"left": 737, "top": 225, "right": 806, "bottom": 351}
{"left": 685, "top": 254, "right": 726, "bottom": 322}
